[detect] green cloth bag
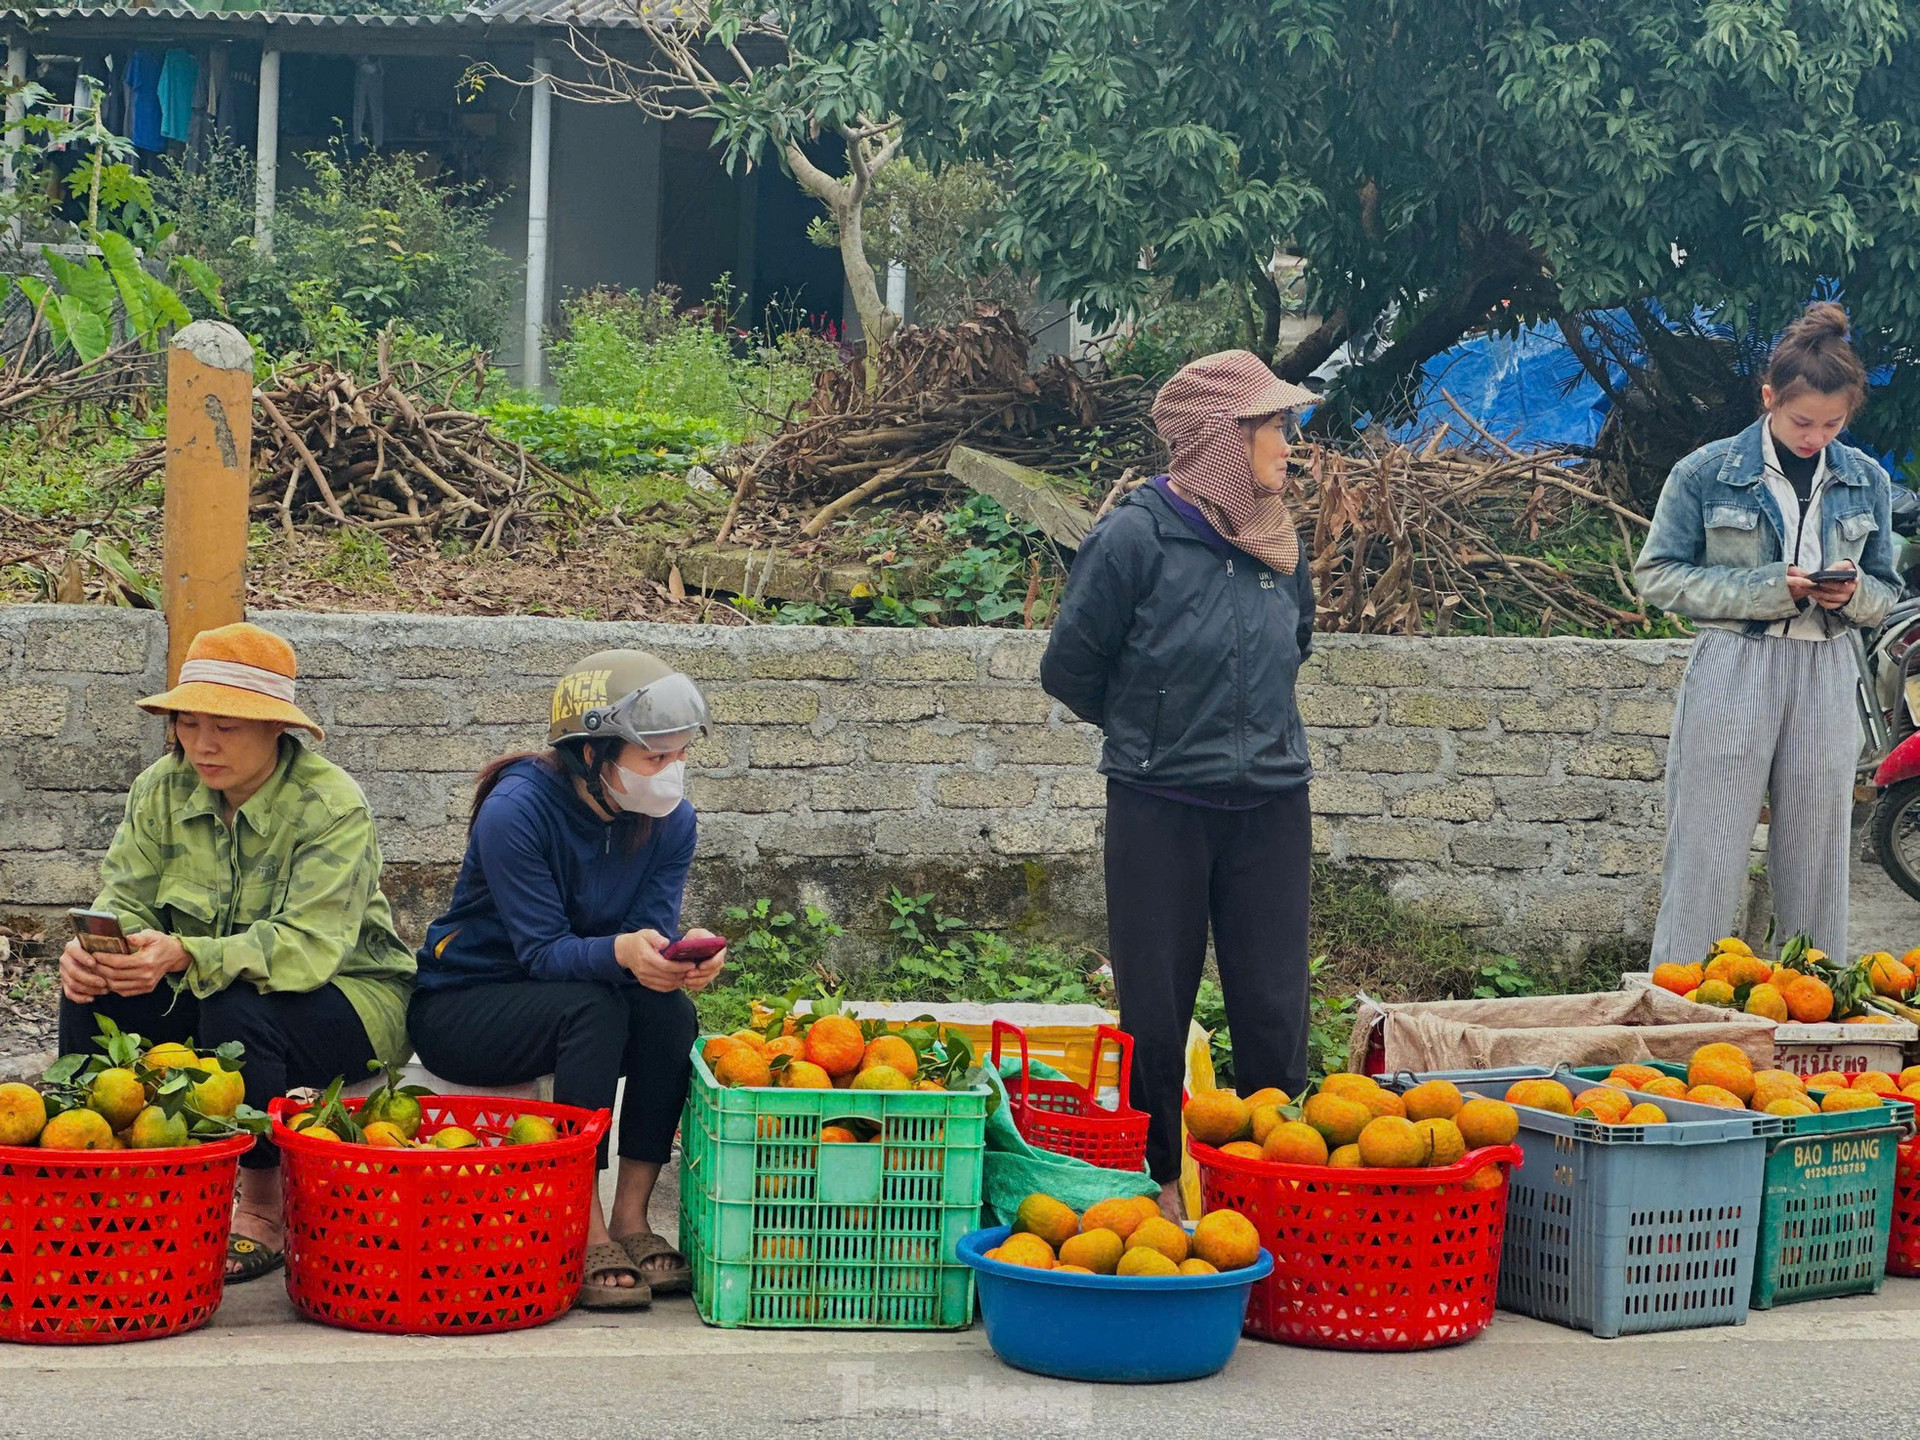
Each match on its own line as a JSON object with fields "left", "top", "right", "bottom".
{"left": 978, "top": 1058, "right": 1159, "bottom": 1227}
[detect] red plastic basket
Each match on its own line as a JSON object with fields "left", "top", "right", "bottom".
{"left": 1888, "top": 1133, "right": 1920, "bottom": 1277}
{"left": 0, "top": 1132, "right": 253, "bottom": 1345}
{"left": 271, "top": 1095, "right": 610, "bottom": 1335}
{"left": 1193, "top": 1138, "right": 1522, "bottom": 1351}
{"left": 991, "top": 1020, "right": 1149, "bottom": 1171}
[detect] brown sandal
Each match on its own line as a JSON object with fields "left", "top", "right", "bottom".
{"left": 616, "top": 1230, "right": 691, "bottom": 1294}
{"left": 575, "top": 1241, "right": 652, "bottom": 1310}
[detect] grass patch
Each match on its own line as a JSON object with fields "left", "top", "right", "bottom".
{"left": 0, "top": 428, "right": 146, "bottom": 518}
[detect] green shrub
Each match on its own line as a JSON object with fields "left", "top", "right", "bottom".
{"left": 483, "top": 401, "right": 729, "bottom": 476}
{"left": 158, "top": 141, "right": 512, "bottom": 358}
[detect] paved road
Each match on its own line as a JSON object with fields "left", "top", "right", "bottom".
{"left": 5, "top": 1253, "right": 1920, "bottom": 1440}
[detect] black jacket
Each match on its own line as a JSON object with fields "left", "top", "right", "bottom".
{"left": 1040, "top": 482, "right": 1315, "bottom": 796}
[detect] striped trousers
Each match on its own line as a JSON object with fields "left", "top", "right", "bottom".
{"left": 1649, "top": 627, "right": 1858, "bottom": 965}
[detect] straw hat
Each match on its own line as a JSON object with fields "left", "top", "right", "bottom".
{"left": 138, "top": 622, "right": 323, "bottom": 739}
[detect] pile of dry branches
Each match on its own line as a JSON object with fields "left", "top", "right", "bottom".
{"left": 119, "top": 345, "right": 586, "bottom": 550}
{"left": 728, "top": 306, "right": 1161, "bottom": 541}
{"left": 1300, "top": 431, "right": 1652, "bottom": 635}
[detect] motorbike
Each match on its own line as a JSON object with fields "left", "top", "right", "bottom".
{"left": 1858, "top": 485, "right": 1920, "bottom": 899}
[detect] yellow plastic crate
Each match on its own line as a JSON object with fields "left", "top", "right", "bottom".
{"left": 746, "top": 1001, "right": 1123, "bottom": 1091}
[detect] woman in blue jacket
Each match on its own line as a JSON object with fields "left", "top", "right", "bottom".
{"left": 1635, "top": 302, "right": 1897, "bottom": 964}
{"left": 1041, "top": 350, "right": 1318, "bottom": 1216}
{"left": 411, "top": 650, "right": 725, "bottom": 1309}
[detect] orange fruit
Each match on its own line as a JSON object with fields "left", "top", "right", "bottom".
{"left": 1414, "top": 1117, "right": 1467, "bottom": 1166}
{"left": 1242, "top": 1087, "right": 1290, "bottom": 1109}
{"left": 1712, "top": 936, "right": 1754, "bottom": 955}
{"left": 362, "top": 1120, "right": 410, "bottom": 1148}
{"left": 1302, "top": 1093, "right": 1372, "bottom": 1147}
{"left": 1765, "top": 1098, "right": 1818, "bottom": 1117}
{"left": 728, "top": 1029, "right": 771, "bottom": 1054}
{"left": 1899, "top": 1065, "right": 1920, "bottom": 1090}
{"left": 1191, "top": 1210, "right": 1262, "bottom": 1271}
{"left": 1402, "top": 1080, "right": 1464, "bottom": 1122}
{"left": 713, "top": 1047, "right": 772, "bottom": 1089}
{"left": 1904, "top": 947, "right": 1920, "bottom": 971}
{"left": 781, "top": 1060, "right": 832, "bottom": 1089}
{"left": 1220, "top": 1140, "right": 1266, "bottom": 1160}
{"left": 1640, "top": 1075, "right": 1689, "bottom": 1099}
{"left": 820, "top": 1125, "right": 859, "bottom": 1143}
{"left": 1651, "top": 962, "right": 1703, "bottom": 996}
{"left": 1622, "top": 1103, "right": 1667, "bottom": 1125}
{"left": 1750, "top": 1079, "right": 1805, "bottom": 1113}
{"left": 1853, "top": 1071, "right": 1900, "bottom": 1095}
{"left": 1248, "top": 1104, "right": 1286, "bottom": 1146}
{"left": 1745, "top": 984, "right": 1789, "bottom": 1023}
{"left": 1081, "top": 1196, "right": 1157, "bottom": 1241}
{"left": 1823, "top": 1089, "right": 1884, "bottom": 1113}
{"left": 1320, "top": 1074, "right": 1382, "bottom": 1102}
{"left": 766, "top": 1036, "right": 806, "bottom": 1060}
{"left": 996, "top": 1233, "right": 1057, "bottom": 1269}
{"left": 1687, "top": 1054, "right": 1756, "bottom": 1102}
{"left": 1014, "top": 1194, "right": 1080, "bottom": 1250}
{"left": 1352, "top": 1087, "right": 1407, "bottom": 1120}
{"left": 1869, "top": 954, "right": 1916, "bottom": 998}
{"left": 1328, "top": 1143, "right": 1363, "bottom": 1168}
{"left": 805, "top": 1016, "right": 867, "bottom": 1077}
{"left": 1783, "top": 976, "right": 1835, "bottom": 1022}
{"left": 1456, "top": 1098, "right": 1520, "bottom": 1148}
{"left": 39, "top": 1108, "right": 113, "bottom": 1150}
{"left": 1504, "top": 1079, "right": 1574, "bottom": 1115}
{"left": 1804, "top": 1070, "right": 1852, "bottom": 1092}
{"left": 1116, "top": 1248, "right": 1180, "bottom": 1277}
{"left": 850, "top": 1065, "right": 910, "bottom": 1091}
{"left": 0, "top": 1083, "right": 47, "bottom": 1146}
{"left": 1607, "top": 1064, "right": 1665, "bottom": 1091}
{"left": 1263, "top": 1120, "right": 1329, "bottom": 1165}
{"left": 860, "top": 1035, "right": 919, "bottom": 1078}
{"left": 1686, "top": 1085, "right": 1744, "bottom": 1109}
{"left": 1462, "top": 1166, "right": 1505, "bottom": 1191}
{"left": 1058, "top": 1228, "right": 1124, "bottom": 1274}
{"left": 1754, "top": 1068, "right": 1806, "bottom": 1095}
{"left": 1357, "top": 1115, "right": 1425, "bottom": 1168}
{"left": 1183, "top": 1090, "right": 1253, "bottom": 1147}
{"left": 1126, "top": 1217, "right": 1190, "bottom": 1265}
{"left": 1692, "top": 979, "right": 1736, "bottom": 1007}
{"left": 1572, "top": 1088, "right": 1632, "bottom": 1125}
{"left": 1178, "top": 1258, "right": 1220, "bottom": 1276}
{"left": 87, "top": 1069, "right": 148, "bottom": 1133}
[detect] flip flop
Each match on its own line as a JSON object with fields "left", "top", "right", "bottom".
{"left": 616, "top": 1230, "right": 691, "bottom": 1294}
{"left": 574, "top": 1241, "right": 652, "bottom": 1310}
{"left": 225, "top": 1234, "right": 285, "bottom": 1285}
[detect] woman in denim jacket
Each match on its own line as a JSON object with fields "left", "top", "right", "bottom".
{"left": 1634, "top": 303, "right": 1897, "bottom": 964}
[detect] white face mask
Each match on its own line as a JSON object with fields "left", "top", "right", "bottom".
{"left": 606, "top": 759, "right": 686, "bottom": 818}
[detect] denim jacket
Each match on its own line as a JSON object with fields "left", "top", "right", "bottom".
{"left": 1633, "top": 417, "right": 1898, "bottom": 636}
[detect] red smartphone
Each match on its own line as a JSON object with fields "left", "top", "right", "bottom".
{"left": 662, "top": 934, "right": 727, "bottom": 964}
{"left": 69, "top": 908, "right": 130, "bottom": 956}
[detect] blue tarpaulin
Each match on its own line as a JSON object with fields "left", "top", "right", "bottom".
{"left": 1384, "top": 319, "right": 1617, "bottom": 452}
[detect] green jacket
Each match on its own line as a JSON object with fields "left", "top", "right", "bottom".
{"left": 93, "top": 739, "right": 415, "bottom": 1067}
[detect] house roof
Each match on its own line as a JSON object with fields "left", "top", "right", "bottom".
{"left": 1, "top": 0, "right": 654, "bottom": 28}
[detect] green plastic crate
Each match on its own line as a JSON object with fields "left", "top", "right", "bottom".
{"left": 678, "top": 1043, "right": 989, "bottom": 1329}
{"left": 1569, "top": 1063, "right": 1915, "bottom": 1308}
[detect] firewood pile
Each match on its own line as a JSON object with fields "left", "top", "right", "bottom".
{"left": 737, "top": 305, "right": 1163, "bottom": 537}
{"left": 118, "top": 347, "right": 588, "bottom": 549}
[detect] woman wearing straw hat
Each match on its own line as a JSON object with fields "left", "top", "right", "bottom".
{"left": 1041, "top": 350, "right": 1318, "bottom": 1220}
{"left": 57, "top": 621, "right": 415, "bottom": 1283}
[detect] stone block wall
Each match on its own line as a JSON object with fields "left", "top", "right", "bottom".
{"left": 0, "top": 606, "right": 1683, "bottom": 959}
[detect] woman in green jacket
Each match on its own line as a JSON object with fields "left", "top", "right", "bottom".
{"left": 58, "top": 622, "right": 415, "bottom": 1283}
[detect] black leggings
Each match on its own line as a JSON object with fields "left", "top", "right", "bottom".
{"left": 58, "top": 983, "right": 376, "bottom": 1169}
{"left": 407, "top": 980, "right": 698, "bottom": 1168}
{"left": 1104, "top": 780, "right": 1312, "bottom": 1181}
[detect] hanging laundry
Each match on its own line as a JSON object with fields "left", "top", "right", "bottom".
{"left": 123, "top": 49, "right": 163, "bottom": 153}
{"left": 351, "top": 57, "right": 384, "bottom": 149}
{"left": 159, "top": 49, "right": 198, "bottom": 144}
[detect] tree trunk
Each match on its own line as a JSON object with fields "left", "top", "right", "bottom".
{"left": 1249, "top": 267, "right": 1284, "bottom": 366}
{"left": 1275, "top": 308, "right": 1349, "bottom": 383}
{"left": 835, "top": 188, "right": 896, "bottom": 352}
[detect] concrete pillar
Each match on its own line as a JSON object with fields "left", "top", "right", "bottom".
{"left": 886, "top": 260, "right": 907, "bottom": 319}
{"left": 161, "top": 322, "right": 255, "bottom": 684}
{"left": 253, "top": 48, "right": 280, "bottom": 254}
{"left": 4, "top": 41, "right": 27, "bottom": 238}
{"left": 522, "top": 50, "right": 552, "bottom": 391}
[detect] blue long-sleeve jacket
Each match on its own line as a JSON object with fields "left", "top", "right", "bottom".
{"left": 415, "top": 756, "right": 696, "bottom": 989}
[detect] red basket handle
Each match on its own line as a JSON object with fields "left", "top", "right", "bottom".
{"left": 990, "top": 1019, "right": 1035, "bottom": 1112}
{"left": 1089, "top": 1025, "right": 1134, "bottom": 1105}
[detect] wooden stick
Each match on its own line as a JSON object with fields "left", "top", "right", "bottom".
{"left": 715, "top": 465, "right": 754, "bottom": 546}
{"left": 257, "top": 390, "right": 352, "bottom": 526}
{"left": 800, "top": 458, "right": 916, "bottom": 538}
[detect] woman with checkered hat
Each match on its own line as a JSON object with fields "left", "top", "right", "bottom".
{"left": 1041, "top": 350, "right": 1317, "bottom": 1220}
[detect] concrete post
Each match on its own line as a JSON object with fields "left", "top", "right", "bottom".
{"left": 522, "top": 50, "right": 552, "bottom": 391}
{"left": 253, "top": 48, "right": 280, "bottom": 254}
{"left": 161, "top": 322, "right": 254, "bottom": 684}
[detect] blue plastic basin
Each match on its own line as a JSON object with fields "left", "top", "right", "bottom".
{"left": 958, "top": 1225, "right": 1272, "bottom": 1383}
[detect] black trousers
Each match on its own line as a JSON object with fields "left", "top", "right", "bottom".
{"left": 59, "top": 983, "right": 376, "bottom": 1169}
{"left": 408, "top": 980, "right": 698, "bottom": 1169}
{"left": 1105, "top": 780, "right": 1312, "bottom": 1181}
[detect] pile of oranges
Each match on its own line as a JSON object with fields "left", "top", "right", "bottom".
{"left": 702, "top": 1018, "right": 950, "bottom": 1093}
{"left": 1182, "top": 1074, "right": 1519, "bottom": 1182}
{"left": 1650, "top": 937, "right": 1836, "bottom": 1023}
{"left": 985, "top": 1192, "right": 1264, "bottom": 1279}
{"left": 1501, "top": 1045, "right": 1908, "bottom": 1120}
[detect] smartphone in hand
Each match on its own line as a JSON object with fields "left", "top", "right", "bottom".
{"left": 661, "top": 934, "right": 727, "bottom": 964}
{"left": 69, "top": 908, "right": 131, "bottom": 956}
{"left": 1806, "top": 566, "right": 1858, "bottom": 586}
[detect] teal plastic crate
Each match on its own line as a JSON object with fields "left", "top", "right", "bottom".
{"left": 1568, "top": 1064, "right": 1915, "bottom": 1308}
{"left": 1386, "top": 1067, "right": 1773, "bottom": 1337}
{"left": 678, "top": 1043, "right": 989, "bottom": 1329}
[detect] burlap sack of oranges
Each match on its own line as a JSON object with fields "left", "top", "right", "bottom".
{"left": 1349, "top": 988, "right": 1776, "bottom": 1077}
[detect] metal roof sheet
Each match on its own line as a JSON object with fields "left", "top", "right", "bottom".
{"left": 1, "top": 0, "right": 651, "bottom": 28}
